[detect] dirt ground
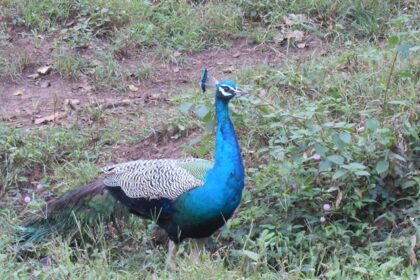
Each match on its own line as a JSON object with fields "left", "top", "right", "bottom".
{"left": 0, "top": 31, "right": 324, "bottom": 169}
{"left": 1, "top": 34, "right": 322, "bottom": 127}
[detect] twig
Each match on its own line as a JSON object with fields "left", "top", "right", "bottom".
{"left": 383, "top": 51, "right": 398, "bottom": 122}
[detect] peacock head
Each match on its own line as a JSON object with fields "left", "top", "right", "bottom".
{"left": 215, "top": 80, "right": 246, "bottom": 101}
{"left": 200, "top": 68, "right": 246, "bottom": 101}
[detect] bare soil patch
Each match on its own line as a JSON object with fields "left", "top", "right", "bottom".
{"left": 1, "top": 35, "right": 322, "bottom": 127}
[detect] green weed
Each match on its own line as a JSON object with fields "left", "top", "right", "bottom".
{"left": 0, "top": 0, "right": 419, "bottom": 279}
{"left": 88, "top": 50, "right": 128, "bottom": 91}
{"left": 53, "top": 44, "right": 88, "bottom": 80}
{"left": 0, "top": 50, "right": 35, "bottom": 82}
{"left": 135, "top": 63, "right": 153, "bottom": 82}
{"left": 178, "top": 33, "right": 419, "bottom": 278}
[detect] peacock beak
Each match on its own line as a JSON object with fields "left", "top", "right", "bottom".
{"left": 234, "top": 87, "right": 247, "bottom": 95}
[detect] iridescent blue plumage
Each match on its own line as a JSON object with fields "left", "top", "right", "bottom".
{"left": 163, "top": 79, "right": 245, "bottom": 241}
{"left": 19, "top": 70, "right": 245, "bottom": 268}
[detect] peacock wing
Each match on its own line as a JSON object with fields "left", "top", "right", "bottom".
{"left": 175, "top": 158, "right": 213, "bottom": 181}
{"left": 101, "top": 158, "right": 213, "bottom": 200}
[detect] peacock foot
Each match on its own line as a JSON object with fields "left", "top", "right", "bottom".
{"left": 166, "top": 240, "right": 178, "bottom": 270}
{"left": 191, "top": 237, "right": 208, "bottom": 264}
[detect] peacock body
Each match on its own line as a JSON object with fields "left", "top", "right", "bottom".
{"left": 20, "top": 71, "right": 245, "bottom": 266}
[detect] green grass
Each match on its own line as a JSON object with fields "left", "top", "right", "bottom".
{"left": 176, "top": 37, "right": 419, "bottom": 278}
{"left": 0, "top": 49, "right": 37, "bottom": 82}
{"left": 53, "top": 46, "right": 89, "bottom": 80}
{"left": 0, "top": 0, "right": 419, "bottom": 279}
{"left": 1, "top": 0, "right": 418, "bottom": 85}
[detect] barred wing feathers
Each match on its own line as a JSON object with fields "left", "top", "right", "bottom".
{"left": 102, "top": 158, "right": 213, "bottom": 200}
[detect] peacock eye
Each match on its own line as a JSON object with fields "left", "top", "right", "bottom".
{"left": 222, "top": 86, "right": 230, "bottom": 92}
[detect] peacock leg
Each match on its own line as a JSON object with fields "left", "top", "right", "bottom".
{"left": 191, "top": 237, "right": 208, "bottom": 263}
{"left": 166, "top": 240, "right": 178, "bottom": 270}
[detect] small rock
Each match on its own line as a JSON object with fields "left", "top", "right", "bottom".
{"left": 285, "top": 30, "right": 304, "bottom": 41}
{"left": 40, "top": 80, "right": 51, "bottom": 88}
{"left": 70, "top": 99, "right": 80, "bottom": 106}
{"left": 273, "top": 33, "right": 285, "bottom": 44}
{"left": 222, "top": 65, "right": 235, "bottom": 73}
{"left": 37, "top": 66, "right": 52, "bottom": 75}
{"left": 173, "top": 66, "right": 180, "bottom": 73}
{"left": 27, "top": 73, "right": 40, "bottom": 79}
{"left": 77, "top": 42, "right": 89, "bottom": 49}
{"left": 284, "top": 15, "right": 294, "bottom": 26}
{"left": 233, "top": 52, "right": 241, "bottom": 58}
{"left": 13, "top": 90, "right": 24, "bottom": 96}
{"left": 128, "top": 85, "right": 139, "bottom": 92}
{"left": 150, "top": 93, "right": 160, "bottom": 99}
{"left": 64, "top": 98, "right": 80, "bottom": 111}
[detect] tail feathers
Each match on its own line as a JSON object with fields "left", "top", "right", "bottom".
{"left": 19, "top": 179, "right": 115, "bottom": 244}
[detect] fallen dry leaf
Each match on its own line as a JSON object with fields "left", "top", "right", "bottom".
{"left": 297, "top": 42, "right": 306, "bottom": 49}
{"left": 327, "top": 186, "right": 339, "bottom": 192}
{"left": 34, "top": 111, "right": 68, "bottom": 125}
{"left": 40, "top": 80, "right": 51, "bottom": 88}
{"left": 233, "top": 52, "right": 241, "bottom": 58}
{"left": 91, "top": 59, "right": 101, "bottom": 67}
{"left": 173, "top": 51, "right": 181, "bottom": 57}
{"left": 13, "top": 90, "right": 24, "bottom": 96}
{"left": 37, "top": 66, "right": 52, "bottom": 75}
{"left": 65, "top": 19, "right": 76, "bottom": 27}
{"left": 335, "top": 191, "right": 343, "bottom": 208}
{"left": 357, "top": 126, "right": 365, "bottom": 133}
{"left": 128, "top": 85, "right": 139, "bottom": 92}
{"left": 408, "top": 235, "right": 417, "bottom": 266}
{"left": 173, "top": 66, "right": 180, "bottom": 73}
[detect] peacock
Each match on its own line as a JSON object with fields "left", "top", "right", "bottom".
{"left": 19, "top": 69, "right": 245, "bottom": 268}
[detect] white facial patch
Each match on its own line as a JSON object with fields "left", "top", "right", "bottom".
{"left": 219, "top": 85, "right": 235, "bottom": 97}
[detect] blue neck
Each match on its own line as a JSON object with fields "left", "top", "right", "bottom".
{"left": 168, "top": 95, "right": 245, "bottom": 234}
{"left": 211, "top": 97, "right": 244, "bottom": 189}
